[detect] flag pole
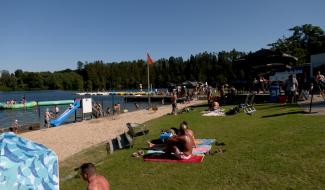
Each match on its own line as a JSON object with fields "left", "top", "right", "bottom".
{"left": 147, "top": 59, "right": 151, "bottom": 109}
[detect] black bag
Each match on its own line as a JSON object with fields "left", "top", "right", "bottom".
{"left": 226, "top": 106, "right": 240, "bottom": 115}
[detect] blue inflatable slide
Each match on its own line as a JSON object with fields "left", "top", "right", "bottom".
{"left": 50, "top": 99, "right": 81, "bottom": 127}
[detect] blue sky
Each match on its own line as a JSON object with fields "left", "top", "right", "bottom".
{"left": 1, "top": 0, "right": 324, "bottom": 72}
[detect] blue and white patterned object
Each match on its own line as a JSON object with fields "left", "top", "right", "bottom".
{"left": 0, "top": 132, "right": 59, "bottom": 190}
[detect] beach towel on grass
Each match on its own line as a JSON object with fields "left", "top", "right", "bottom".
{"left": 202, "top": 111, "right": 225, "bottom": 117}
{"left": 195, "top": 138, "right": 216, "bottom": 145}
{"left": 143, "top": 154, "right": 204, "bottom": 163}
{"left": 147, "top": 145, "right": 211, "bottom": 155}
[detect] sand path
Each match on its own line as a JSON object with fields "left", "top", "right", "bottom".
{"left": 21, "top": 100, "right": 205, "bottom": 161}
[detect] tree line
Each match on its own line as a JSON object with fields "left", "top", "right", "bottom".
{"left": 1, "top": 24, "right": 324, "bottom": 91}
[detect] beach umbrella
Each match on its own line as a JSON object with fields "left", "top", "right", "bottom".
{"left": 235, "top": 49, "right": 298, "bottom": 67}
{"left": 181, "top": 81, "right": 198, "bottom": 88}
{"left": 0, "top": 132, "right": 59, "bottom": 190}
{"left": 252, "top": 63, "right": 292, "bottom": 72}
{"left": 234, "top": 49, "right": 298, "bottom": 77}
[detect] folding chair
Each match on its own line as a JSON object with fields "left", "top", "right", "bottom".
{"left": 126, "top": 123, "right": 149, "bottom": 138}
{"left": 106, "top": 123, "right": 149, "bottom": 154}
{"left": 242, "top": 93, "right": 256, "bottom": 115}
{"left": 106, "top": 131, "right": 134, "bottom": 154}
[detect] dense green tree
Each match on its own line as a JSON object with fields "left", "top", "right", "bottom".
{"left": 269, "top": 24, "right": 325, "bottom": 64}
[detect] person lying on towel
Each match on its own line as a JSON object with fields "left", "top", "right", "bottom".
{"left": 164, "top": 122, "right": 193, "bottom": 160}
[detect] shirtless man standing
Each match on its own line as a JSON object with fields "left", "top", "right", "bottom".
{"left": 165, "top": 122, "right": 193, "bottom": 159}
{"left": 171, "top": 91, "right": 177, "bottom": 115}
{"left": 80, "top": 163, "right": 110, "bottom": 190}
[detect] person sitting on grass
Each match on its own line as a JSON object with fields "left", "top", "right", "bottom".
{"left": 180, "top": 121, "right": 197, "bottom": 148}
{"left": 164, "top": 122, "right": 193, "bottom": 160}
{"left": 210, "top": 101, "right": 220, "bottom": 111}
{"left": 80, "top": 162, "right": 110, "bottom": 190}
{"left": 147, "top": 121, "right": 197, "bottom": 149}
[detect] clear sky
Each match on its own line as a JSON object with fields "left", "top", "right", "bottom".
{"left": 1, "top": 0, "right": 325, "bottom": 72}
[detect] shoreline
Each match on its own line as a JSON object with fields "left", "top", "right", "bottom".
{"left": 21, "top": 100, "right": 206, "bottom": 161}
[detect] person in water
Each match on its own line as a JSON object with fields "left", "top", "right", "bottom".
{"left": 9, "top": 119, "right": 19, "bottom": 133}
{"left": 54, "top": 105, "right": 60, "bottom": 117}
{"left": 44, "top": 108, "right": 52, "bottom": 128}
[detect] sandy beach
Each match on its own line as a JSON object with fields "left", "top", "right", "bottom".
{"left": 21, "top": 100, "right": 205, "bottom": 161}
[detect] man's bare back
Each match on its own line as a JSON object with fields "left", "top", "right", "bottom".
{"left": 80, "top": 163, "right": 110, "bottom": 190}
{"left": 167, "top": 134, "right": 193, "bottom": 156}
{"left": 87, "top": 175, "right": 110, "bottom": 190}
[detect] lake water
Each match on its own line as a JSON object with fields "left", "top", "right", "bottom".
{"left": 0, "top": 90, "right": 156, "bottom": 129}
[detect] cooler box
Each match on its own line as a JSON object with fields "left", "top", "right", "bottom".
{"left": 278, "top": 95, "right": 287, "bottom": 104}
{"left": 269, "top": 85, "right": 280, "bottom": 102}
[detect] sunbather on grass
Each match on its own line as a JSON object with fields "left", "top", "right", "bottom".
{"left": 147, "top": 121, "right": 197, "bottom": 149}
{"left": 181, "top": 121, "right": 197, "bottom": 148}
{"left": 165, "top": 122, "right": 193, "bottom": 159}
{"left": 147, "top": 122, "right": 193, "bottom": 159}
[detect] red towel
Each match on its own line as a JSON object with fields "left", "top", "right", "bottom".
{"left": 143, "top": 154, "right": 204, "bottom": 163}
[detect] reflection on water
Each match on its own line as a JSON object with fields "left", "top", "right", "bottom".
{"left": 0, "top": 90, "right": 151, "bottom": 129}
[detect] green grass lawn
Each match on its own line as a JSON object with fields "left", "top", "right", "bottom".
{"left": 60, "top": 103, "right": 325, "bottom": 190}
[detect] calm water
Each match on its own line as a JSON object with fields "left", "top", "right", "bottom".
{"left": 0, "top": 90, "right": 154, "bottom": 129}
